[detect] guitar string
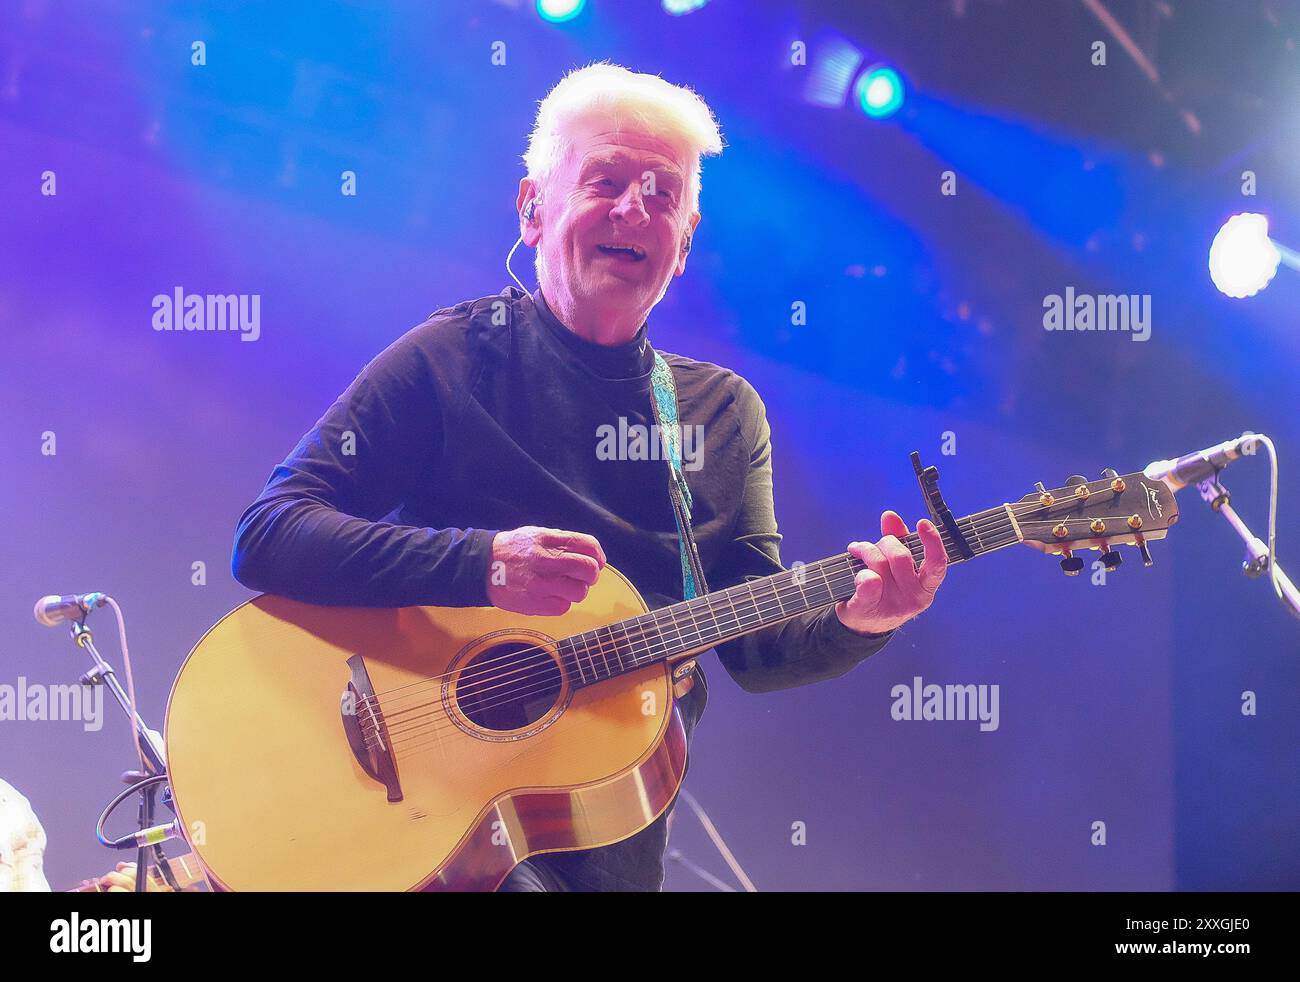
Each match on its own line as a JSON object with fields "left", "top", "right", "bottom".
{"left": 362, "top": 498, "right": 1156, "bottom": 751}
{"left": 377, "top": 538, "right": 954, "bottom": 720}
{"left": 377, "top": 563, "right": 872, "bottom": 746}
{"left": 370, "top": 514, "right": 1037, "bottom": 746}
{"left": 383, "top": 563, "right": 876, "bottom": 757}
{"left": 367, "top": 505, "right": 1018, "bottom": 711}
{"left": 375, "top": 497, "right": 1140, "bottom": 724}
{"left": 373, "top": 542, "right": 959, "bottom": 721}
{"left": 366, "top": 489, "right": 1144, "bottom": 710}
{"left": 380, "top": 559, "right": 879, "bottom": 732}
{"left": 371, "top": 514, "right": 1008, "bottom": 728}
{"left": 383, "top": 516, "right": 1150, "bottom": 758}
{"left": 378, "top": 512, "right": 1156, "bottom": 754}
{"left": 375, "top": 563, "right": 881, "bottom": 749}
{"left": 375, "top": 523, "right": 1031, "bottom": 754}
{"left": 369, "top": 504, "right": 1146, "bottom": 750}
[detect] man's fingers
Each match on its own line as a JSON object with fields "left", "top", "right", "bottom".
{"left": 544, "top": 529, "right": 606, "bottom": 568}
{"left": 876, "top": 533, "right": 917, "bottom": 584}
{"left": 838, "top": 568, "right": 883, "bottom": 617}
{"left": 536, "top": 575, "right": 591, "bottom": 605}
{"left": 534, "top": 550, "right": 601, "bottom": 585}
{"left": 848, "top": 540, "right": 895, "bottom": 598}
{"left": 853, "top": 567, "right": 883, "bottom": 601}
{"left": 880, "top": 510, "right": 910, "bottom": 540}
{"left": 522, "top": 595, "right": 570, "bottom": 617}
{"left": 916, "top": 518, "right": 948, "bottom": 594}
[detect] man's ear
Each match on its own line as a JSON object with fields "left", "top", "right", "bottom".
{"left": 675, "top": 212, "right": 702, "bottom": 276}
{"left": 516, "top": 177, "right": 542, "bottom": 247}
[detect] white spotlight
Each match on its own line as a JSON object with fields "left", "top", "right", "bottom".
{"left": 1208, "top": 213, "right": 1286, "bottom": 299}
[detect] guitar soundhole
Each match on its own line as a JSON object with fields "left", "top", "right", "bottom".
{"left": 455, "top": 643, "right": 564, "bottom": 732}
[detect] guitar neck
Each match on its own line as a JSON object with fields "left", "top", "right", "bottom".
{"left": 558, "top": 503, "right": 1020, "bottom": 688}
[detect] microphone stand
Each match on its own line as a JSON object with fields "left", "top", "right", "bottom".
{"left": 1196, "top": 477, "right": 1300, "bottom": 618}
{"left": 68, "top": 614, "right": 176, "bottom": 892}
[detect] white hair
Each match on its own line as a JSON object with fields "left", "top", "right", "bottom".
{"left": 523, "top": 62, "right": 724, "bottom": 214}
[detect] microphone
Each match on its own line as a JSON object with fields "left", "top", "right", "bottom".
{"left": 1143, "top": 435, "right": 1258, "bottom": 491}
{"left": 33, "top": 591, "right": 108, "bottom": 627}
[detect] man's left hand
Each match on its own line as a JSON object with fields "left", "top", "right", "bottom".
{"left": 835, "top": 511, "right": 948, "bottom": 636}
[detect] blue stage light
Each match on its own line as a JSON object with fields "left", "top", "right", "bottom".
{"left": 663, "top": 0, "right": 710, "bottom": 14}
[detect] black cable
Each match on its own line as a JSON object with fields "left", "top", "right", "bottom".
{"left": 94, "top": 774, "right": 170, "bottom": 849}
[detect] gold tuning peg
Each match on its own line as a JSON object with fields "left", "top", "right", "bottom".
{"left": 1137, "top": 539, "right": 1154, "bottom": 567}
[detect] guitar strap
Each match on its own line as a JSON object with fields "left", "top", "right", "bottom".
{"left": 648, "top": 350, "right": 708, "bottom": 698}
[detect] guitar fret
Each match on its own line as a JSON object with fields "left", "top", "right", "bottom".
{"left": 791, "top": 569, "right": 809, "bottom": 609}
{"left": 699, "top": 591, "right": 723, "bottom": 643}
{"left": 667, "top": 606, "right": 688, "bottom": 653}
{"left": 566, "top": 637, "right": 590, "bottom": 685}
{"left": 744, "top": 579, "right": 762, "bottom": 630}
{"left": 682, "top": 598, "right": 704, "bottom": 653}
{"left": 817, "top": 564, "right": 835, "bottom": 607}
{"left": 604, "top": 624, "right": 625, "bottom": 675}
{"left": 595, "top": 636, "right": 611, "bottom": 678}
{"left": 618, "top": 623, "right": 637, "bottom": 671}
{"left": 771, "top": 576, "right": 788, "bottom": 617}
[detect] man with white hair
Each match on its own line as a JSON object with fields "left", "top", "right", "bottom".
{"left": 233, "top": 63, "right": 946, "bottom": 891}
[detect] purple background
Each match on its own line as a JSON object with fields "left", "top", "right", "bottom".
{"left": 1, "top": 0, "right": 1296, "bottom": 891}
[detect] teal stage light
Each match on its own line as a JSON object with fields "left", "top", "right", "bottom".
{"left": 537, "top": 0, "right": 585, "bottom": 24}
{"left": 855, "top": 65, "right": 905, "bottom": 120}
{"left": 663, "top": 0, "right": 710, "bottom": 13}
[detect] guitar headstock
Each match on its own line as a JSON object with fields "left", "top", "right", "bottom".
{"left": 1012, "top": 469, "right": 1179, "bottom": 574}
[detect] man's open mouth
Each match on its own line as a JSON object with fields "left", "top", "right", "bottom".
{"left": 595, "top": 243, "right": 647, "bottom": 262}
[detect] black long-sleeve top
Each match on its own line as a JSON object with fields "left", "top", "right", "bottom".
{"left": 232, "top": 286, "right": 893, "bottom": 890}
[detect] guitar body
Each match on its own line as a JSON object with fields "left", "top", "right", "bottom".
{"left": 164, "top": 564, "right": 687, "bottom": 891}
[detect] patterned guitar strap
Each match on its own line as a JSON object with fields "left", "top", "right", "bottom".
{"left": 648, "top": 349, "right": 709, "bottom": 698}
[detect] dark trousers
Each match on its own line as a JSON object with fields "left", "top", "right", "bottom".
{"left": 497, "top": 859, "right": 572, "bottom": 892}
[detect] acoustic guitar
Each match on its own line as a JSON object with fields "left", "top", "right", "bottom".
{"left": 164, "top": 459, "right": 1178, "bottom": 890}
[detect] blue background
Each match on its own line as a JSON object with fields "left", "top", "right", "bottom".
{"left": 1, "top": 0, "right": 1296, "bottom": 890}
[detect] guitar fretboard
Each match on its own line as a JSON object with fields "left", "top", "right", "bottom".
{"left": 555, "top": 504, "right": 1019, "bottom": 687}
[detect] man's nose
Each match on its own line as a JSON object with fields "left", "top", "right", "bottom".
{"left": 609, "top": 184, "right": 650, "bottom": 226}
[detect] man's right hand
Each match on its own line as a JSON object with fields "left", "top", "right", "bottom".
{"left": 486, "top": 526, "right": 607, "bottom": 616}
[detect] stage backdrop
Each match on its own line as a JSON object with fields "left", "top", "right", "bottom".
{"left": 2, "top": 1, "right": 1296, "bottom": 891}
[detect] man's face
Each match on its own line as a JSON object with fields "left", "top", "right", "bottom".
{"left": 521, "top": 114, "right": 700, "bottom": 325}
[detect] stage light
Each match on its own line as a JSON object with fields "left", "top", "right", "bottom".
{"left": 802, "top": 37, "right": 864, "bottom": 108}
{"left": 663, "top": 0, "right": 709, "bottom": 14}
{"left": 537, "top": 0, "right": 585, "bottom": 24}
{"left": 855, "top": 65, "right": 905, "bottom": 120}
{"left": 1209, "top": 213, "right": 1283, "bottom": 298}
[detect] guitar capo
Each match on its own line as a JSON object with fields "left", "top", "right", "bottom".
{"left": 911, "top": 451, "right": 974, "bottom": 559}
